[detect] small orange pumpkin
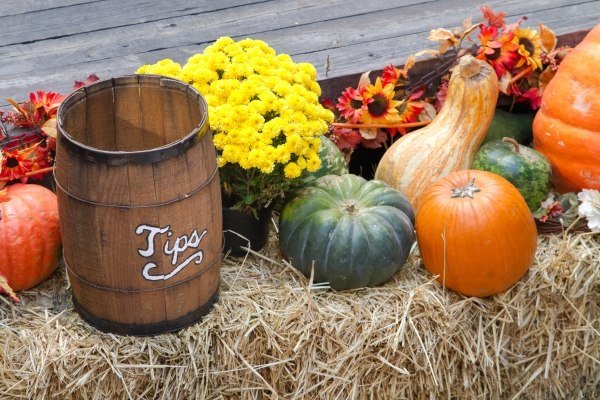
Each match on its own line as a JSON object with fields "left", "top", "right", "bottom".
{"left": 532, "top": 24, "right": 600, "bottom": 192}
{"left": 415, "top": 170, "right": 537, "bottom": 297}
{"left": 0, "top": 184, "right": 61, "bottom": 301}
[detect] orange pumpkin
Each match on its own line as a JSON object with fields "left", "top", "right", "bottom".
{"left": 415, "top": 170, "right": 537, "bottom": 297}
{"left": 0, "top": 184, "right": 61, "bottom": 301}
{"left": 533, "top": 24, "right": 600, "bottom": 192}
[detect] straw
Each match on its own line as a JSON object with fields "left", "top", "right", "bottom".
{"left": 1, "top": 230, "right": 598, "bottom": 399}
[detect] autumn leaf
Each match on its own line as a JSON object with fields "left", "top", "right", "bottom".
{"left": 6, "top": 98, "right": 29, "bottom": 119}
{"left": 498, "top": 71, "right": 513, "bottom": 95}
{"left": 539, "top": 23, "right": 557, "bottom": 53}
{"left": 538, "top": 67, "right": 555, "bottom": 93}
{"left": 73, "top": 74, "right": 100, "bottom": 90}
{"left": 400, "top": 54, "right": 416, "bottom": 77}
{"left": 414, "top": 49, "right": 442, "bottom": 58}
{"left": 480, "top": 6, "right": 505, "bottom": 28}
{"left": 357, "top": 71, "right": 372, "bottom": 91}
{"left": 418, "top": 103, "right": 437, "bottom": 122}
{"left": 41, "top": 117, "right": 58, "bottom": 138}
{"left": 361, "top": 130, "right": 388, "bottom": 149}
{"left": 333, "top": 128, "right": 362, "bottom": 151}
{"left": 359, "top": 127, "right": 378, "bottom": 140}
{"left": 427, "top": 28, "right": 460, "bottom": 53}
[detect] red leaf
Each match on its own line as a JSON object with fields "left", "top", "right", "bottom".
{"left": 320, "top": 98, "right": 336, "bottom": 112}
{"left": 480, "top": 6, "right": 506, "bottom": 29}
{"left": 333, "top": 127, "right": 362, "bottom": 151}
{"left": 73, "top": 74, "right": 100, "bottom": 90}
{"left": 360, "top": 130, "right": 387, "bottom": 149}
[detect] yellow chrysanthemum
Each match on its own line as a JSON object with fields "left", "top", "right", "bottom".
{"left": 284, "top": 162, "right": 302, "bottom": 179}
{"left": 136, "top": 37, "right": 334, "bottom": 210}
{"left": 306, "top": 152, "right": 321, "bottom": 172}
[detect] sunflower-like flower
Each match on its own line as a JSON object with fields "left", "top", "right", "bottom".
{"left": 476, "top": 25, "right": 519, "bottom": 77}
{"left": 387, "top": 99, "right": 426, "bottom": 138}
{"left": 336, "top": 87, "right": 365, "bottom": 124}
{"left": 0, "top": 149, "right": 33, "bottom": 183}
{"left": 513, "top": 27, "right": 543, "bottom": 70}
{"left": 360, "top": 78, "right": 402, "bottom": 125}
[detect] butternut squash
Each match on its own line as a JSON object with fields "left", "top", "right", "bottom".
{"left": 374, "top": 55, "right": 499, "bottom": 210}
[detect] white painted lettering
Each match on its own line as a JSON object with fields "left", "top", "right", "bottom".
{"left": 135, "top": 224, "right": 209, "bottom": 281}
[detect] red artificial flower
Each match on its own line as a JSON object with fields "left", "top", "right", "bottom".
{"left": 30, "top": 90, "right": 64, "bottom": 117}
{"left": 0, "top": 149, "right": 33, "bottom": 183}
{"left": 5, "top": 90, "right": 65, "bottom": 129}
{"left": 538, "top": 201, "right": 564, "bottom": 222}
{"left": 381, "top": 65, "right": 402, "bottom": 87}
{"left": 336, "top": 87, "right": 366, "bottom": 124}
{"left": 476, "top": 25, "right": 519, "bottom": 77}
{"left": 517, "top": 87, "right": 542, "bottom": 110}
{"left": 389, "top": 100, "right": 426, "bottom": 138}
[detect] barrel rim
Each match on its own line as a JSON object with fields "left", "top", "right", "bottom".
{"left": 56, "top": 74, "right": 209, "bottom": 165}
{"left": 72, "top": 289, "right": 219, "bottom": 336}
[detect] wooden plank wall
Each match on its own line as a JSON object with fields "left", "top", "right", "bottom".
{"left": 1, "top": 0, "right": 598, "bottom": 103}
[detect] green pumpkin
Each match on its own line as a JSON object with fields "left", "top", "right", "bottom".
{"left": 483, "top": 108, "right": 534, "bottom": 145}
{"left": 472, "top": 138, "right": 552, "bottom": 211}
{"left": 279, "top": 174, "right": 415, "bottom": 290}
{"left": 302, "top": 135, "right": 348, "bottom": 183}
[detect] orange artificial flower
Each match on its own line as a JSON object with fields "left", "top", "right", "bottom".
{"left": 476, "top": 25, "right": 519, "bottom": 77}
{"left": 0, "top": 149, "right": 33, "bottom": 183}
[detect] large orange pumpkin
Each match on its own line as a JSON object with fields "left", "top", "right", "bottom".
{"left": 0, "top": 184, "right": 61, "bottom": 301}
{"left": 532, "top": 24, "right": 600, "bottom": 192}
{"left": 415, "top": 170, "right": 537, "bottom": 298}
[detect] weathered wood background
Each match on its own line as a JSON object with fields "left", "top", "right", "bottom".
{"left": 1, "top": 0, "right": 598, "bottom": 104}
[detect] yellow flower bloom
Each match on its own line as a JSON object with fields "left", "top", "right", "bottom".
{"left": 136, "top": 37, "right": 333, "bottom": 211}
{"left": 513, "top": 27, "right": 543, "bottom": 70}
{"left": 275, "top": 145, "right": 291, "bottom": 163}
{"left": 284, "top": 162, "right": 302, "bottom": 179}
{"left": 306, "top": 150, "right": 321, "bottom": 172}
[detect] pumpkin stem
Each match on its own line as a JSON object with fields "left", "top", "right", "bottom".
{"left": 0, "top": 274, "right": 20, "bottom": 303}
{"left": 343, "top": 202, "right": 358, "bottom": 214}
{"left": 458, "top": 55, "right": 482, "bottom": 79}
{"left": 502, "top": 137, "right": 521, "bottom": 153}
{"left": 451, "top": 178, "right": 481, "bottom": 198}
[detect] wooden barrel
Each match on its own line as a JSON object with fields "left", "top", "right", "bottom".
{"left": 55, "top": 75, "right": 222, "bottom": 336}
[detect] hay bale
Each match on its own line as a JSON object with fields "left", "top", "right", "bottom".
{"left": 1, "top": 230, "right": 598, "bottom": 399}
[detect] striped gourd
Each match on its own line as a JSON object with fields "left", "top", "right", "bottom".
{"left": 374, "top": 55, "right": 498, "bottom": 210}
